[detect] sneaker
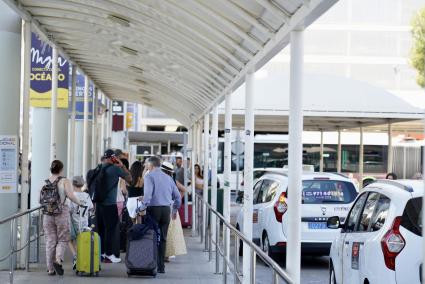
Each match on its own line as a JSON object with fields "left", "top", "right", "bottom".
{"left": 106, "top": 255, "right": 121, "bottom": 263}
{"left": 53, "top": 262, "right": 64, "bottom": 276}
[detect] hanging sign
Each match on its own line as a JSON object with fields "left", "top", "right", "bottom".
{"left": 73, "top": 70, "right": 94, "bottom": 120}
{"left": 0, "top": 136, "right": 18, "bottom": 194}
{"left": 30, "top": 32, "right": 69, "bottom": 108}
{"left": 112, "top": 101, "right": 124, "bottom": 114}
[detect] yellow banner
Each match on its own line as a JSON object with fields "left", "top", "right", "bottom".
{"left": 30, "top": 88, "right": 69, "bottom": 108}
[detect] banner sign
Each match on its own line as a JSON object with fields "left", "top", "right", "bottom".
{"left": 30, "top": 32, "right": 69, "bottom": 108}
{"left": 73, "top": 70, "right": 94, "bottom": 120}
{"left": 0, "top": 136, "right": 18, "bottom": 194}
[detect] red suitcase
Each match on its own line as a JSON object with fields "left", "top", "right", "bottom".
{"left": 178, "top": 203, "right": 192, "bottom": 228}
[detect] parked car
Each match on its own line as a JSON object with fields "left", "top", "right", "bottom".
{"left": 327, "top": 179, "right": 422, "bottom": 284}
{"left": 235, "top": 171, "right": 358, "bottom": 257}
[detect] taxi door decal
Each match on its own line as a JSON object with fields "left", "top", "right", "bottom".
{"left": 351, "top": 242, "right": 360, "bottom": 270}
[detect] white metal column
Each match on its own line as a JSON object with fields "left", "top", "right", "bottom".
{"left": 20, "top": 19, "right": 31, "bottom": 211}
{"left": 359, "top": 125, "right": 364, "bottom": 189}
{"left": 337, "top": 129, "right": 342, "bottom": 173}
{"left": 183, "top": 132, "right": 189, "bottom": 224}
{"left": 0, "top": 8, "right": 20, "bottom": 269}
{"left": 223, "top": 92, "right": 232, "bottom": 270}
{"left": 286, "top": 30, "right": 304, "bottom": 284}
{"left": 91, "top": 87, "right": 98, "bottom": 167}
{"left": 387, "top": 122, "right": 393, "bottom": 173}
{"left": 202, "top": 114, "right": 210, "bottom": 240}
{"left": 211, "top": 106, "right": 219, "bottom": 246}
{"left": 99, "top": 93, "right": 105, "bottom": 158}
{"left": 191, "top": 124, "right": 197, "bottom": 236}
{"left": 50, "top": 46, "right": 58, "bottom": 162}
{"left": 197, "top": 121, "right": 202, "bottom": 164}
{"left": 108, "top": 99, "right": 113, "bottom": 148}
{"left": 68, "top": 65, "right": 77, "bottom": 177}
{"left": 19, "top": 19, "right": 31, "bottom": 268}
{"left": 82, "top": 75, "right": 89, "bottom": 176}
{"left": 242, "top": 68, "right": 254, "bottom": 284}
{"left": 319, "top": 130, "right": 324, "bottom": 172}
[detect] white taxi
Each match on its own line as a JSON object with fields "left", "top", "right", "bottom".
{"left": 236, "top": 171, "right": 357, "bottom": 257}
{"left": 327, "top": 180, "right": 423, "bottom": 284}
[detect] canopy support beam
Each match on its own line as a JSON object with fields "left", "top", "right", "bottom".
{"left": 68, "top": 65, "right": 77, "bottom": 177}
{"left": 387, "top": 122, "right": 393, "bottom": 173}
{"left": 337, "top": 129, "right": 342, "bottom": 173}
{"left": 286, "top": 30, "right": 304, "bottom": 284}
{"left": 50, "top": 46, "right": 58, "bottom": 162}
{"left": 82, "top": 75, "right": 89, "bottom": 175}
{"left": 242, "top": 68, "right": 254, "bottom": 284}
{"left": 202, "top": 114, "right": 210, "bottom": 244}
{"left": 319, "top": 130, "right": 324, "bottom": 172}
{"left": 211, "top": 106, "right": 219, "bottom": 248}
{"left": 223, "top": 92, "right": 232, "bottom": 273}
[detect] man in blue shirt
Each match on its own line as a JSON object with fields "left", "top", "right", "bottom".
{"left": 140, "top": 156, "right": 181, "bottom": 273}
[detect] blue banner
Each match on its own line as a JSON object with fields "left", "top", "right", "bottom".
{"left": 30, "top": 32, "right": 69, "bottom": 108}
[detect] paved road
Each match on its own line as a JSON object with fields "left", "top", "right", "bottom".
{"left": 254, "top": 255, "right": 329, "bottom": 284}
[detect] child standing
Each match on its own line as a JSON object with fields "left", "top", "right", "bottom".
{"left": 68, "top": 176, "right": 94, "bottom": 270}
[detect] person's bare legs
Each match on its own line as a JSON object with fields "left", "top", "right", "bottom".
{"left": 43, "top": 215, "right": 57, "bottom": 274}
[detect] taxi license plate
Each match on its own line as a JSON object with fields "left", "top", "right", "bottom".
{"left": 308, "top": 222, "right": 327, "bottom": 229}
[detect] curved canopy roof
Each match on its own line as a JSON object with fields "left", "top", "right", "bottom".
{"left": 7, "top": 0, "right": 337, "bottom": 126}
{"left": 221, "top": 72, "right": 424, "bottom": 132}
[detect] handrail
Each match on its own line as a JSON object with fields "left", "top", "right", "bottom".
{"left": 0, "top": 206, "right": 44, "bottom": 284}
{"left": 0, "top": 206, "right": 43, "bottom": 225}
{"left": 195, "top": 194, "right": 293, "bottom": 284}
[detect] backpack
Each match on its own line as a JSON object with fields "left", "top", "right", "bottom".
{"left": 40, "top": 177, "right": 64, "bottom": 215}
{"left": 86, "top": 164, "right": 112, "bottom": 203}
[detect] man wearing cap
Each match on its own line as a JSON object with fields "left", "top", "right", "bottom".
{"left": 139, "top": 156, "right": 181, "bottom": 273}
{"left": 97, "top": 149, "right": 132, "bottom": 264}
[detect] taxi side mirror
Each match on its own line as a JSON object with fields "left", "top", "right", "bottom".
{"left": 327, "top": 216, "right": 341, "bottom": 229}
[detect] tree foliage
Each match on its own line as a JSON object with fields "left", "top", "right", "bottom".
{"left": 411, "top": 7, "right": 425, "bottom": 88}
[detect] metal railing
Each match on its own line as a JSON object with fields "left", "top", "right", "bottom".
{"left": 194, "top": 195, "right": 293, "bottom": 284}
{"left": 0, "top": 206, "right": 43, "bottom": 284}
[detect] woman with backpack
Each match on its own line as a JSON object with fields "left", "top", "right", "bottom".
{"left": 41, "top": 160, "right": 82, "bottom": 276}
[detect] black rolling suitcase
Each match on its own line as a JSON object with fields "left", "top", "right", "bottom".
{"left": 125, "top": 218, "right": 159, "bottom": 277}
{"left": 120, "top": 207, "right": 133, "bottom": 252}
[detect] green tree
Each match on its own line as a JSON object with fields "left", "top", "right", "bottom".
{"left": 411, "top": 7, "right": 425, "bottom": 88}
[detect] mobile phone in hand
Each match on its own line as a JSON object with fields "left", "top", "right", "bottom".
{"left": 111, "top": 156, "right": 119, "bottom": 164}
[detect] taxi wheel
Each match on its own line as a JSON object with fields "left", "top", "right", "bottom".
{"left": 262, "top": 233, "right": 274, "bottom": 259}
{"left": 236, "top": 224, "right": 243, "bottom": 256}
{"left": 329, "top": 263, "right": 336, "bottom": 284}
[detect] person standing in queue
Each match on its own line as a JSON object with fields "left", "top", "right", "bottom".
{"left": 97, "top": 149, "right": 131, "bottom": 264}
{"left": 138, "top": 156, "right": 181, "bottom": 274}
{"left": 41, "top": 160, "right": 82, "bottom": 276}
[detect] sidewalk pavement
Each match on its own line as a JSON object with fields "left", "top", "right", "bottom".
{"left": 0, "top": 231, "right": 222, "bottom": 284}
